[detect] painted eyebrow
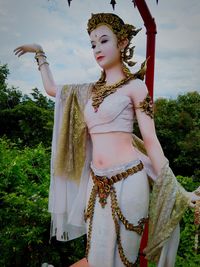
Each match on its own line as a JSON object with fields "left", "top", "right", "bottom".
{"left": 91, "top": 35, "right": 109, "bottom": 44}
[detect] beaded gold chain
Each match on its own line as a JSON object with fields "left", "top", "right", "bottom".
{"left": 92, "top": 74, "right": 135, "bottom": 112}
{"left": 84, "top": 184, "right": 147, "bottom": 266}
{"left": 84, "top": 162, "right": 148, "bottom": 266}
{"left": 90, "top": 161, "right": 144, "bottom": 208}
{"left": 84, "top": 185, "right": 97, "bottom": 259}
{"left": 110, "top": 188, "right": 138, "bottom": 267}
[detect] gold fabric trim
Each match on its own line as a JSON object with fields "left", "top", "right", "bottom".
{"left": 54, "top": 84, "right": 92, "bottom": 183}
{"left": 132, "top": 134, "right": 148, "bottom": 156}
{"left": 143, "top": 162, "right": 190, "bottom": 263}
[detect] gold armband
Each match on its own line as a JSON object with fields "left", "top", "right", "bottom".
{"left": 135, "top": 93, "right": 154, "bottom": 119}
{"left": 34, "top": 50, "right": 49, "bottom": 71}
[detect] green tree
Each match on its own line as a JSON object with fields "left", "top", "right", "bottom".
{"left": 0, "top": 64, "right": 54, "bottom": 147}
{"left": 154, "top": 92, "right": 200, "bottom": 178}
{"left": 0, "top": 138, "right": 85, "bottom": 266}
{"left": 0, "top": 64, "right": 22, "bottom": 110}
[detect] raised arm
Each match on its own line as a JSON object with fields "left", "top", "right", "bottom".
{"left": 14, "top": 44, "right": 56, "bottom": 97}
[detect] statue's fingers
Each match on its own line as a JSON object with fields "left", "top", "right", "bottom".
{"left": 13, "top": 46, "right": 23, "bottom": 53}
{"left": 189, "top": 201, "right": 195, "bottom": 208}
{"left": 18, "top": 51, "right": 26, "bottom": 57}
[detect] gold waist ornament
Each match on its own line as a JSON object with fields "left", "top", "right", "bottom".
{"left": 84, "top": 161, "right": 148, "bottom": 267}
{"left": 90, "top": 161, "right": 144, "bottom": 208}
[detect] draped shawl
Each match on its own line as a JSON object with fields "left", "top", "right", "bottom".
{"left": 48, "top": 82, "right": 190, "bottom": 265}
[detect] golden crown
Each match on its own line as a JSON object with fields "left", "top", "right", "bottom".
{"left": 87, "top": 13, "right": 141, "bottom": 43}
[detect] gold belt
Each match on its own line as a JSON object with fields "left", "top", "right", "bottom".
{"left": 85, "top": 160, "right": 148, "bottom": 266}
{"left": 91, "top": 161, "right": 144, "bottom": 208}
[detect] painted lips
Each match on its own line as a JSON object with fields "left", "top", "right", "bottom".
{"left": 96, "top": 56, "right": 105, "bottom": 61}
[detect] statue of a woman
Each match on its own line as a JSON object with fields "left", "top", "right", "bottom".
{"left": 14, "top": 13, "right": 200, "bottom": 267}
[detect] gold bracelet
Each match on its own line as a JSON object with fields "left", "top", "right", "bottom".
{"left": 35, "top": 54, "right": 47, "bottom": 64}
{"left": 35, "top": 54, "right": 47, "bottom": 58}
{"left": 36, "top": 53, "right": 47, "bottom": 61}
{"left": 35, "top": 49, "right": 46, "bottom": 63}
{"left": 35, "top": 49, "right": 45, "bottom": 54}
{"left": 35, "top": 54, "right": 47, "bottom": 63}
{"left": 38, "top": 61, "right": 49, "bottom": 71}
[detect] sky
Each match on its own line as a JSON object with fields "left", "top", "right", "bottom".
{"left": 0, "top": 0, "right": 200, "bottom": 99}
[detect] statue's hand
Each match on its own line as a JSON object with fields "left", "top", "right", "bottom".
{"left": 187, "top": 186, "right": 200, "bottom": 208}
{"left": 14, "top": 43, "right": 43, "bottom": 57}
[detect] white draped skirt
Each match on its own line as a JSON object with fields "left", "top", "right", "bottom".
{"left": 86, "top": 159, "right": 150, "bottom": 267}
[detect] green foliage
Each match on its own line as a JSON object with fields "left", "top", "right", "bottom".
{"left": 0, "top": 64, "right": 54, "bottom": 147}
{"left": 154, "top": 92, "right": 200, "bottom": 178}
{"left": 1, "top": 97, "right": 54, "bottom": 147}
{"left": 175, "top": 176, "right": 200, "bottom": 266}
{"left": 0, "top": 63, "right": 22, "bottom": 110}
{"left": 0, "top": 63, "right": 9, "bottom": 89}
{"left": 0, "top": 138, "right": 86, "bottom": 266}
{"left": 0, "top": 138, "right": 50, "bottom": 266}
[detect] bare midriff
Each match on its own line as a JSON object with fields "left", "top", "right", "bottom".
{"left": 90, "top": 132, "right": 138, "bottom": 169}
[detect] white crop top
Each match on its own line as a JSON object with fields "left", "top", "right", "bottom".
{"left": 84, "top": 93, "right": 134, "bottom": 134}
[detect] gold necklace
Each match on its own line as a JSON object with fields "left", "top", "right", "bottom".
{"left": 92, "top": 74, "right": 134, "bottom": 112}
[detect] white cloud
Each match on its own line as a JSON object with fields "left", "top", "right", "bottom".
{"left": 0, "top": 26, "right": 9, "bottom": 32}
{"left": 0, "top": 0, "right": 199, "bottom": 98}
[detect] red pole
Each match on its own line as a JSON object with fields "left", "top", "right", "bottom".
{"left": 134, "top": 0, "right": 157, "bottom": 99}
{"left": 133, "top": 1, "right": 157, "bottom": 266}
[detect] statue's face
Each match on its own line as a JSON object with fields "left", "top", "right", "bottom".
{"left": 90, "top": 25, "right": 121, "bottom": 70}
